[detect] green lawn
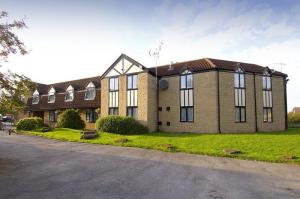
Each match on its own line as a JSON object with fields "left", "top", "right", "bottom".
{"left": 22, "top": 128, "right": 300, "bottom": 164}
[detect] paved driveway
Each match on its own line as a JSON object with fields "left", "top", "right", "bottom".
{"left": 0, "top": 131, "right": 300, "bottom": 199}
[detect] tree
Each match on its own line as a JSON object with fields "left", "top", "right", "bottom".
{"left": 0, "top": 70, "right": 36, "bottom": 115}
{"left": 0, "top": 11, "right": 27, "bottom": 62}
{"left": 0, "top": 11, "right": 32, "bottom": 116}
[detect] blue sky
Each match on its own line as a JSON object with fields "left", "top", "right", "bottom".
{"left": 1, "top": 0, "right": 300, "bottom": 110}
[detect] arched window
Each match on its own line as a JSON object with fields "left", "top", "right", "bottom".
{"left": 85, "top": 82, "right": 96, "bottom": 100}
{"left": 48, "top": 87, "right": 56, "bottom": 103}
{"left": 65, "top": 85, "right": 74, "bottom": 101}
{"left": 32, "top": 90, "right": 39, "bottom": 104}
{"left": 180, "top": 70, "right": 193, "bottom": 122}
{"left": 262, "top": 70, "right": 272, "bottom": 122}
{"left": 234, "top": 67, "right": 246, "bottom": 122}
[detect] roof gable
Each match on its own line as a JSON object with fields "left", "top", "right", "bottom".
{"left": 102, "top": 54, "right": 146, "bottom": 78}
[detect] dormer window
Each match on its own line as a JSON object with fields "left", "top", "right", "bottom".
{"left": 85, "top": 82, "right": 95, "bottom": 100}
{"left": 65, "top": 85, "right": 74, "bottom": 101}
{"left": 48, "top": 87, "right": 56, "bottom": 103}
{"left": 32, "top": 90, "right": 39, "bottom": 104}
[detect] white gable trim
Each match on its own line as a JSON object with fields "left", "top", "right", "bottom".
{"left": 103, "top": 54, "right": 145, "bottom": 78}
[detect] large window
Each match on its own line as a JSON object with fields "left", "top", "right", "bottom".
{"left": 49, "top": 110, "right": 57, "bottom": 122}
{"left": 180, "top": 70, "right": 194, "bottom": 122}
{"left": 234, "top": 68, "right": 246, "bottom": 122}
{"left": 109, "top": 77, "right": 119, "bottom": 115}
{"left": 65, "top": 85, "right": 74, "bottom": 101}
{"left": 85, "top": 82, "right": 96, "bottom": 100}
{"left": 127, "top": 75, "right": 138, "bottom": 118}
{"left": 86, "top": 109, "right": 97, "bottom": 123}
{"left": 263, "top": 71, "right": 272, "bottom": 122}
{"left": 48, "top": 87, "right": 56, "bottom": 103}
{"left": 32, "top": 90, "right": 39, "bottom": 104}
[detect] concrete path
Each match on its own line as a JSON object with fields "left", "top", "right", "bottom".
{"left": 0, "top": 131, "right": 300, "bottom": 199}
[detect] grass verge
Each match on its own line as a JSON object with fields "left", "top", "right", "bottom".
{"left": 21, "top": 128, "right": 300, "bottom": 164}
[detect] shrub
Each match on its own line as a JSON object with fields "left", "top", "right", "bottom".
{"left": 56, "top": 109, "right": 85, "bottom": 130}
{"left": 288, "top": 112, "right": 300, "bottom": 123}
{"left": 96, "top": 116, "right": 148, "bottom": 134}
{"left": 16, "top": 117, "right": 44, "bottom": 131}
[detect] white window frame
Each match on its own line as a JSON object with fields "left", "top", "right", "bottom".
{"left": 85, "top": 82, "right": 96, "bottom": 100}
{"left": 48, "top": 87, "right": 56, "bottom": 103}
{"left": 65, "top": 85, "right": 74, "bottom": 102}
{"left": 32, "top": 90, "right": 39, "bottom": 104}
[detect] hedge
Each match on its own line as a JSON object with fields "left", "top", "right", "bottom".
{"left": 96, "top": 116, "right": 148, "bottom": 134}
{"left": 16, "top": 117, "right": 44, "bottom": 131}
{"left": 56, "top": 109, "right": 85, "bottom": 130}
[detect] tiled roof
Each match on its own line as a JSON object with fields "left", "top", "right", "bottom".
{"left": 28, "top": 76, "right": 101, "bottom": 111}
{"left": 148, "top": 58, "right": 287, "bottom": 77}
{"left": 35, "top": 76, "right": 101, "bottom": 95}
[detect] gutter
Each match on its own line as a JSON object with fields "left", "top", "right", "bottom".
{"left": 284, "top": 77, "right": 288, "bottom": 130}
{"left": 253, "top": 73, "right": 258, "bottom": 132}
{"left": 217, "top": 69, "right": 221, "bottom": 133}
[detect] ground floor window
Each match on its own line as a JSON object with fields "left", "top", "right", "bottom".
{"left": 109, "top": 107, "right": 119, "bottom": 115}
{"left": 235, "top": 107, "right": 246, "bottom": 122}
{"left": 49, "top": 110, "right": 57, "bottom": 122}
{"left": 86, "top": 109, "right": 97, "bottom": 123}
{"left": 263, "top": 108, "right": 272, "bottom": 122}
{"left": 180, "top": 107, "right": 194, "bottom": 122}
{"left": 127, "top": 107, "right": 138, "bottom": 119}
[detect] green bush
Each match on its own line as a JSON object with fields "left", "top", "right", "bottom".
{"left": 288, "top": 112, "right": 300, "bottom": 127}
{"left": 96, "top": 115, "right": 148, "bottom": 134}
{"left": 16, "top": 117, "right": 44, "bottom": 131}
{"left": 56, "top": 109, "right": 85, "bottom": 130}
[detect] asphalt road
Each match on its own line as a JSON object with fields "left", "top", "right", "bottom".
{"left": 0, "top": 131, "right": 300, "bottom": 199}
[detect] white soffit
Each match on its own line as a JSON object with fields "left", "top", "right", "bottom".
{"left": 126, "top": 64, "right": 143, "bottom": 74}
{"left": 106, "top": 69, "right": 120, "bottom": 77}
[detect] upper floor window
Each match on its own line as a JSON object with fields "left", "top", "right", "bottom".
{"left": 262, "top": 71, "right": 272, "bottom": 90}
{"left": 127, "top": 74, "right": 138, "bottom": 90}
{"left": 127, "top": 75, "right": 138, "bottom": 118}
{"left": 85, "top": 82, "right": 96, "bottom": 100}
{"left": 32, "top": 90, "right": 39, "bottom": 104}
{"left": 234, "top": 67, "right": 246, "bottom": 122}
{"left": 180, "top": 70, "right": 193, "bottom": 89}
{"left": 48, "top": 87, "right": 56, "bottom": 103}
{"left": 180, "top": 70, "right": 194, "bottom": 122}
{"left": 109, "top": 77, "right": 119, "bottom": 91}
{"left": 65, "top": 85, "right": 74, "bottom": 101}
{"left": 263, "top": 71, "right": 272, "bottom": 122}
{"left": 109, "top": 77, "right": 119, "bottom": 115}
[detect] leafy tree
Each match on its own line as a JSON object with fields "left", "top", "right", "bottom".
{"left": 0, "top": 11, "right": 32, "bottom": 116}
{"left": 288, "top": 112, "right": 300, "bottom": 124}
{"left": 0, "top": 11, "right": 27, "bottom": 62}
{"left": 0, "top": 70, "right": 36, "bottom": 115}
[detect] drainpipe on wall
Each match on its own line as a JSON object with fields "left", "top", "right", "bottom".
{"left": 253, "top": 73, "right": 258, "bottom": 132}
{"left": 284, "top": 77, "right": 288, "bottom": 131}
{"left": 217, "top": 69, "right": 221, "bottom": 134}
{"left": 156, "top": 77, "right": 160, "bottom": 132}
